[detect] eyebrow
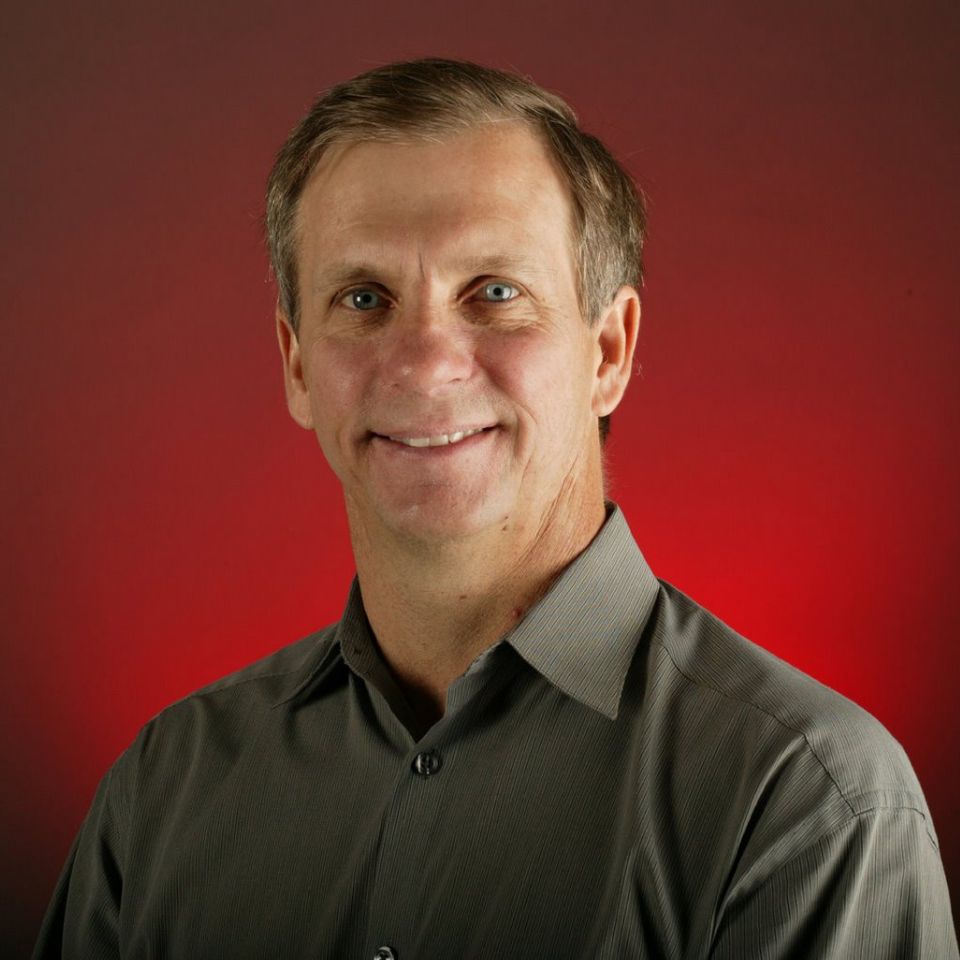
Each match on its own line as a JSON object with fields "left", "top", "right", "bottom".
{"left": 312, "top": 264, "right": 384, "bottom": 291}
{"left": 311, "top": 254, "right": 553, "bottom": 292}
{"left": 455, "top": 254, "right": 549, "bottom": 278}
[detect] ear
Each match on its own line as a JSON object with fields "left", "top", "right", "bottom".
{"left": 276, "top": 304, "right": 314, "bottom": 430}
{"left": 591, "top": 285, "right": 641, "bottom": 417}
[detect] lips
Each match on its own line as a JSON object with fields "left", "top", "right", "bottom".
{"left": 370, "top": 424, "right": 497, "bottom": 448}
{"left": 385, "top": 427, "right": 486, "bottom": 448}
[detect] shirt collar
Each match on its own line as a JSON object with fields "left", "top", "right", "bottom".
{"left": 275, "top": 503, "right": 660, "bottom": 719}
{"left": 498, "top": 503, "right": 659, "bottom": 719}
{"left": 271, "top": 580, "right": 368, "bottom": 708}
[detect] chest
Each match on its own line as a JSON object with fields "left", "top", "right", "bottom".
{"left": 118, "top": 684, "right": 723, "bottom": 958}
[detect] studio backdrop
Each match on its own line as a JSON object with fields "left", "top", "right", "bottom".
{"left": 2, "top": 0, "right": 958, "bottom": 952}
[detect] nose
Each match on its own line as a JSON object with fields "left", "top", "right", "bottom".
{"left": 380, "top": 303, "right": 474, "bottom": 396}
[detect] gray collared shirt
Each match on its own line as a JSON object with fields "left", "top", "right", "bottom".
{"left": 35, "top": 505, "right": 958, "bottom": 958}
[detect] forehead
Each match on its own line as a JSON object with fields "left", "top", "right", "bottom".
{"left": 294, "top": 123, "right": 577, "bottom": 275}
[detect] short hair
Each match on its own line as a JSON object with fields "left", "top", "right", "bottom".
{"left": 265, "top": 58, "right": 646, "bottom": 441}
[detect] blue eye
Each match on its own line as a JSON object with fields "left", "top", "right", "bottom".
{"left": 344, "top": 288, "right": 384, "bottom": 310}
{"left": 480, "top": 281, "right": 519, "bottom": 302}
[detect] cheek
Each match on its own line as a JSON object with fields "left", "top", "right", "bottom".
{"left": 304, "top": 342, "right": 370, "bottom": 439}
{"left": 484, "top": 333, "right": 593, "bottom": 431}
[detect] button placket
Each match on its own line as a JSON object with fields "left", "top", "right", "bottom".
{"left": 364, "top": 738, "right": 457, "bottom": 951}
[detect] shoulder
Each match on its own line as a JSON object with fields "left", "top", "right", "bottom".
{"left": 113, "top": 625, "right": 341, "bottom": 785}
{"left": 163, "top": 624, "right": 339, "bottom": 711}
{"left": 632, "top": 578, "right": 941, "bottom": 888}
{"left": 180, "top": 627, "right": 338, "bottom": 701}
{"left": 648, "top": 580, "right": 926, "bottom": 813}
{"left": 628, "top": 580, "right": 946, "bottom": 923}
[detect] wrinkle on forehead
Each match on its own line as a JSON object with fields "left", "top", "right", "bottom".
{"left": 295, "top": 125, "right": 579, "bottom": 303}
{"left": 299, "top": 118, "right": 562, "bottom": 200}
{"left": 298, "top": 124, "right": 574, "bottom": 232}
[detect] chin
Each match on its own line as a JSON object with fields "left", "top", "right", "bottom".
{"left": 380, "top": 488, "right": 509, "bottom": 544}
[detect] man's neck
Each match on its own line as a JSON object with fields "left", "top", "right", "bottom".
{"left": 346, "top": 488, "right": 607, "bottom": 729}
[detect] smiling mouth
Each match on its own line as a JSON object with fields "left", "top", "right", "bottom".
{"left": 372, "top": 426, "right": 494, "bottom": 448}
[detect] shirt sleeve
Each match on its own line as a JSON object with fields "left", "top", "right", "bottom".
{"left": 709, "top": 806, "right": 959, "bottom": 959}
{"left": 32, "top": 762, "right": 125, "bottom": 960}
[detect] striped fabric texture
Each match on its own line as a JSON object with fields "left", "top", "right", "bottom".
{"left": 35, "top": 505, "right": 958, "bottom": 958}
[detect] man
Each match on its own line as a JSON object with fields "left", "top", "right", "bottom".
{"left": 36, "top": 58, "right": 957, "bottom": 958}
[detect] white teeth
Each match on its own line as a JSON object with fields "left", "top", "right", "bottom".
{"left": 388, "top": 427, "right": 485, "bottom": 448}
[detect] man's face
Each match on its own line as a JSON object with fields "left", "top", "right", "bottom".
{"left": 279, "top": 123, "right": 634, "bottom": 544}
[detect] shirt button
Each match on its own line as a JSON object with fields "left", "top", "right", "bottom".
{"left": 412, "top": 750, "right": 442, "bottom": 777}
{"left": 373, "top": 947, "right": 397, "bottom": 960}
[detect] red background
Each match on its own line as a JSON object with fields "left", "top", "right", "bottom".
{"left": 3, "top": 0, "right": 958, "bottom": 951}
